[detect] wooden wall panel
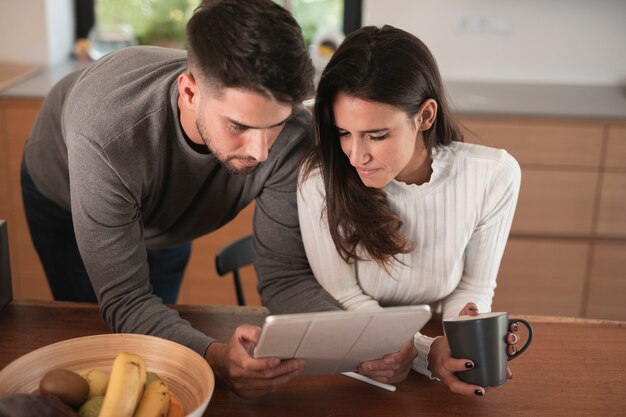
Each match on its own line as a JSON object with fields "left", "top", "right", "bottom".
{"left": 511, "top": 170, "right": 598, "bottom": 236}
{"left": 596, "top": 173, "right": 626, "bottom": 238}
{"left": 3, "top": 100, "right": 48, "bottom": 299}
{"left": 460, "top": 117, "right": 604, "bottom": 168}
{"left": 605, "top": 127, "right": 626, "bottom": 170}
{"left": 492, "top": 238, "right": 589, "bottom": 317}
{"left": 586, "top": 242, "right": 626, "bottom": 320}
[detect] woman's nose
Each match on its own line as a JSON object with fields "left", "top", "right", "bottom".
{"left": 349, "top": 139, "right": 370, "bottom": 166}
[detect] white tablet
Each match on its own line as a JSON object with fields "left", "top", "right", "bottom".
{"left": 253, "top": 305, "right": 432, "bottom": 375}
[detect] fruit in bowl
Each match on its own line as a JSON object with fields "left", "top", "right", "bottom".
{"left": 0, "top": 334, "right": 214, "bottom": 417}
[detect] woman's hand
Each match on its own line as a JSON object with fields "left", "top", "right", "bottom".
{"left": 357, "top": 339, "right": 418, "bottom": 384}
{"left": 428, "top": 302, "right": 517, "bottom": 396}
{"left": 428, "top": 335, "right": 485, "bottom": 396}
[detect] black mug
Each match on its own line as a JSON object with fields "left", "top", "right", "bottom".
{"left": 443, "top": 312, "right": 533, "bottom": 387}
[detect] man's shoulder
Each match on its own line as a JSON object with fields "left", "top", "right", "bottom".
{"left": 63, "top": 47, "right": 187, "bottom": 147}
{"left": 269, "top": 105, "right": 313, "bottom": 158}
{"left": 90, "top": 46, "right": 187, "bottom": 72}
{"left": 283, "top": 105, "right": 313, "bottom": 142}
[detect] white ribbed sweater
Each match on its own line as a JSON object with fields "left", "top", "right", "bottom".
{"left": 297, "top": 141, "right": 521, "bottom": 377}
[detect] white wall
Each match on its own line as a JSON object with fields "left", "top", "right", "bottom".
{"left": 44, "top": 0, "right": 75, "bottom": 65}
{"left": 363, "top": 0, "right": 626, "bottom": 85}
{"left": 0, "top": 0, "right": 74, "bottom": 65}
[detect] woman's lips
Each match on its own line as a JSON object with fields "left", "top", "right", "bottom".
{"left": 356, "top": 166, "right": 379, "bottom": 177}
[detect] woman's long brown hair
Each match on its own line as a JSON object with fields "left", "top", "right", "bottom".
{"left": 300, "top": 25, "right": 464, "bottom": 266}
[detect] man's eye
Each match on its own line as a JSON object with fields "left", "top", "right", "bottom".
{"left": 230, "top": 124, "right": 247, "bottom": 133}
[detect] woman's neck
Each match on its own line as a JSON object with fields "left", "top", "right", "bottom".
{"left": 396, "top": 141, "right": 433, "bottom": 186}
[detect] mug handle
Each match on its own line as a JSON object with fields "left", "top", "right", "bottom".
{"left": 507, "top": 318, "right": 533, "bottom": 361}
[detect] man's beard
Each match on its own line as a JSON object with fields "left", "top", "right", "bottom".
{"left": 195, "top": 120, "right": 259, "bottom": 175}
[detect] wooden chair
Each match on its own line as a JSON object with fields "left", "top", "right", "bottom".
{"left": 0, "top": 220, "right": 13, "bottom": 310}
{"left": 215, "top": 234, "right": 255, "bottom": 306}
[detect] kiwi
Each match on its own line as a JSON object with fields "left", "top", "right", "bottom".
{"left": 39, "top": 369, "right": 89, "bottom": 408}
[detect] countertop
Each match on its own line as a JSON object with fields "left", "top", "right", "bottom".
{"left": 0, "top": 63, "right": 41, "bottom": 91}
{"left": 2, "top": 59, "right": 626, "bottom": 120}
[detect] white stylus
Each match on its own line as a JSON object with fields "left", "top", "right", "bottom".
{"left": 341, "top": 372, "right": 397, "bottom": 392}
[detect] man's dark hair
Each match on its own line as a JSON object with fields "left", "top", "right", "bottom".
{"left": 186, "top": 0, "right": 314, "bottom": 103}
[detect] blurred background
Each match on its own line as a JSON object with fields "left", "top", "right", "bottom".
{"left": 0, "top": 0, "right": 625, "bottom": 320}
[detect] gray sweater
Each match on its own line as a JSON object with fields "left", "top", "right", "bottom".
{"left": 24, "top": 46, "right": 340, "bottom": 356}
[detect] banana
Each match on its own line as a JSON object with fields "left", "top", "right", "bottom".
{"left": 79, "top": 369, "right": 109, "bottom": 398}
{"left": 166, "top": 392, "right": 185, "bottom": 417}
{"left": 133, "top": 380, "right": 170, "bottom": 417}
{"left": 99, "top": 352, "right": 147, "bottom": 417}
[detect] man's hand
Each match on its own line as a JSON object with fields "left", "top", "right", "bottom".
{"left": 204, "top": 324, "right": 304, "bottom": 398}
{"left": 356, "top": 339, "right": 417, "bottom": 384}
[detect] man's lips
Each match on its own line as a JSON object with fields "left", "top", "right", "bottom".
{"left": 235, "top": 159, "right": 259, "bottom": 168}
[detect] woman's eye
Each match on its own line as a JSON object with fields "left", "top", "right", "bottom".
{"left": 369, "top": 133, "right": 388, "bottom": 141}
{"left": 338, "top": 131, "right": 350, "bottom": 138}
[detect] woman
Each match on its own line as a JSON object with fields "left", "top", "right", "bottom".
{"left": 298, "top": 25, "right": 521, "bottom": 397}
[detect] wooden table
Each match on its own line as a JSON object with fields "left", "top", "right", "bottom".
{"left": 1, "top": 300, "right": 625, "bottom": 416}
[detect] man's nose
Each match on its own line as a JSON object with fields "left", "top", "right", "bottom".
{"left": 246, "top": 130, "right": 271, "bottom": 162}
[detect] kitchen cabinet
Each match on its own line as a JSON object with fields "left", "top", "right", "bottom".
{"left": 605, "top": 126, "right": 626, "bottom": 169}
{"left": 0, "top": 99, "right": 48, "bottom": 299}
{"left": 492, "top": 238, "right": 589, "bottom": 317}
{"left": 460, "top": 114, "right": 626, "bottom": 320}
{"left": 586, "top": 242, "right": 626, "bottom": 320}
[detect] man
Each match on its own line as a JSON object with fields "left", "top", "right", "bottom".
{"left": 21, "top": 0, "right": 340, "bottom": 397}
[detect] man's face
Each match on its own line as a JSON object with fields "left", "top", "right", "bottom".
{"left": 193, "top": 87, "right": 293, "bottom": 175}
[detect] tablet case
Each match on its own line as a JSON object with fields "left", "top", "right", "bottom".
{"left": 254, "top": 305, "right": 431, "bottom": 375}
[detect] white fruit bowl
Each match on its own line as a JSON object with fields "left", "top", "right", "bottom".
{"left": 0, "top": 333, "right": 214, "bottom": 417}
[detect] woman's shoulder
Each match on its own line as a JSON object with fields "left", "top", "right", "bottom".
{"left": 446, "top": 141, "right": 511, "bottom": 161}
{"left": 446, "top": 141, "right": 520, "bottom": 180}
{"left": 297, "top": 164, "right": 325, "bottom": 195}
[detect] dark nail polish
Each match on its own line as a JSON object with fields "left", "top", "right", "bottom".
{"left": 465, "top": 362, "right": 474, "bottom": 369}
{"left": 475, "top": 389, "right": 484, "bottom": 396}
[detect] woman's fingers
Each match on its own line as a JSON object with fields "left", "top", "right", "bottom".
{"left": 439, "top": 357, "right": 484, "bottom": 397}
{"left": 506, "top": 332, "right": 520, "bottom": 344}
{"left": 459, "top": 302, "right": 479, "bottom": 316}
{"left": 357, "top": 339, "right": 417, "bottom": 384}
{"left": 507, "top": 344, "right": 517, "bottom": 356}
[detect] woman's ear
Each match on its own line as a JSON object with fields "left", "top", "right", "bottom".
{"left": 177, "top": 72, "right": 199, "bottom": 110}
{"left": 417, "top": 99, "right": 438, "bottom": 131}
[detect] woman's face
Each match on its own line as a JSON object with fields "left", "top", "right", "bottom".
{"left": 332, "top": 92, "right": 432, "bottom": 188}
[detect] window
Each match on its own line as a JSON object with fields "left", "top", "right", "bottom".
{"left": 77, "top": 0, "right": 361, "bottom": 58}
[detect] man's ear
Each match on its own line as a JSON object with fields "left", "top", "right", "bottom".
{"left": 177, "top": 72, "right": 198, "bottom": 110}
{"left": 417, "top": 99, "right": 438, "bottom": 131}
